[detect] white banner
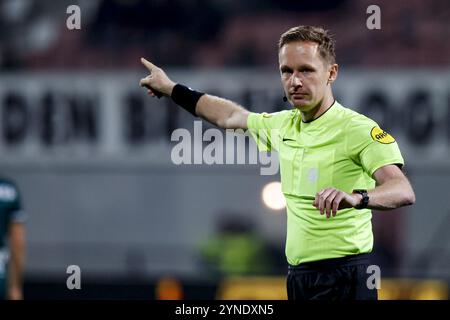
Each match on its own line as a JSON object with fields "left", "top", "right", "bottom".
{"left": 0, "top": 69, "right": 449, "bottom": 167}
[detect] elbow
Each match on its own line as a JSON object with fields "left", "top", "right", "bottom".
{"left": 403, "top": 190, "right": 416, "bottom": 206}
{"left": 215, "top": 118, "right": 228, "bottom": 129}
{"left": 214, "top": 112, "right": 232, "bottom": 129}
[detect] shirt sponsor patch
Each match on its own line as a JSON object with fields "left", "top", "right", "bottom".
{"left": 371, "top": 126, "right": 395, "bottom": 144}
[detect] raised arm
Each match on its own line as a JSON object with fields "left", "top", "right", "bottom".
{"left": 139, "top": 58, "right": 249, "bottom": 130}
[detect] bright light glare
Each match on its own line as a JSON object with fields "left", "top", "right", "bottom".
{"left": 262, "top": 181, "right": 286, "bottom": 210}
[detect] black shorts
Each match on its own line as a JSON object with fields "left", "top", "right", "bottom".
{"left": 287, "top": 253, "right": 378, "bottom": 301}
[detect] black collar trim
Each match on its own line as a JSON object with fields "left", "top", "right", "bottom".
{"left": 301, "top": 99, "right": 336, "bottom": 123}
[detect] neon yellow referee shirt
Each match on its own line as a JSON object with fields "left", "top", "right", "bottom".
{"left": 247, "top": 101, "right": 404, "bottom": 265}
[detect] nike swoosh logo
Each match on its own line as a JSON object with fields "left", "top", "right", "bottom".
{"left": 283, "top": 138, "right": 295, "bottom": 142}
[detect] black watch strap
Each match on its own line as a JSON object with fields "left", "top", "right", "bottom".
{"left": 353, "top": 189, "right": 369, "bottom": 209}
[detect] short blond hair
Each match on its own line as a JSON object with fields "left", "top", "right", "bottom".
{"left": 279, "top": 26, "right": 336, "bottom": 64}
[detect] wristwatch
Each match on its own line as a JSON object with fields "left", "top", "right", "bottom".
{"left": 352, "top": 189, "right": 369, "bottom": 209}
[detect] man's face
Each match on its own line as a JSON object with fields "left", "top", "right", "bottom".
{"left": 279, "top": 41, "right": 334, "bottom": 111}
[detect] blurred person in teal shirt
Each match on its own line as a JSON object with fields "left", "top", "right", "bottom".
{"left": 0, "top": 177, "right": 26, "bottom": 300}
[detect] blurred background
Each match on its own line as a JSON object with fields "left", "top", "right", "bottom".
{"left": 0, "top": 0, "right": 449, "bottom": 299}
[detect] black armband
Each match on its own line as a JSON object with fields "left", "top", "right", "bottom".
{"left": 171, "top": 84, "right": 205, "bottom": 117}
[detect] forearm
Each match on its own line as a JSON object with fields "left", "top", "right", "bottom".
{"left": 138, "top": 60, "right": 249, "bottom": 129}
{"left": 366, "top": 177, "right": 415, "bottom": 210}
{"left": 8, "top": 225, "right": 26, "bottom": 299}
{"left": 196, "top": 94, "right": 249, "bottom": 129}
{"left": 156, "top": 81, "right": 250, "bottom": 129}
{"left": 8, "top": 259, "right": 25, "bottom": 300}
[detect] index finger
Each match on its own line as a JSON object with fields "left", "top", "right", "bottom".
{"left": 140, "top": 57, "right": 156, "bottom": 71}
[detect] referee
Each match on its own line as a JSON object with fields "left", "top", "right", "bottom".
{"left": 139, "top": 26, "right": 415, "bottom": 300}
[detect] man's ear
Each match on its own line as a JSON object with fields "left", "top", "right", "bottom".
{"left": 328, "top": 63, "right": 339, "bottom": 84}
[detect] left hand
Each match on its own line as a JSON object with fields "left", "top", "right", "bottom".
{"left": 313, "top": 188, "right": 362, "bottom": 218}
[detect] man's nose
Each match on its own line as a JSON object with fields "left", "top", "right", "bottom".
{"left": 291, "top": 72, "right": 303, "bottom": 87}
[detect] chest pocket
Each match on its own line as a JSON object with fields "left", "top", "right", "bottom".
{"left": 279, "top": 137, "right": 335, "bottom": 197}
{"left": 300, "top": 148, "right": 335, "bottom": 196}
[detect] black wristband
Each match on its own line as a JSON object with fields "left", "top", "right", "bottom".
{"left": 171, "top": 84, "right": 205, "bottom": 117}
